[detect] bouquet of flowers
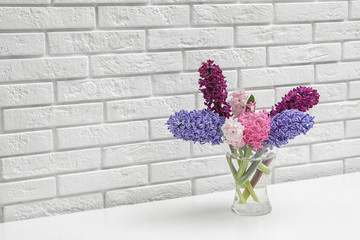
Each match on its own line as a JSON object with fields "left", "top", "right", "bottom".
{"left": 166, "top": 60, "right": 320, "bottom": 215}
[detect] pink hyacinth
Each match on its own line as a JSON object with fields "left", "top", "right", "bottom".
{"left": 221, "top": 118, "right": 245, "bottom": 149}
{"left": 229, "top": 89, "right": 249, "bottom": 119}
{"left": 238, "top": 109, "right": 271, "bottom": 151}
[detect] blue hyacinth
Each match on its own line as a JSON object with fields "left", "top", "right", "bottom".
{"left": 166, "top": 109, "right": 225, "bottom": 145}
{"left": 266, "top": 109, "right": 315, "bottom": 148}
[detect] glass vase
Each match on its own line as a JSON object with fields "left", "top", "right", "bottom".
{"left": 226, "top": 146, "right": 276, "bottom": 216}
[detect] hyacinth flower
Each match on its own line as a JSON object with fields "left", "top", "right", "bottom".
{"left": 241, "top": 109, "right": 315, "bottom": 202}
{"left": 266, "top": 109, "right": 315, "bottom": 148}
{"left": 166, "top": 59, "right": 321, "bottom": 215}
{"left": 198, "top": 60, "right": 231, "bottom": 118}
{"left": 270, "top": 86, "right": 320, "bottom": 117}
{"left": 238, "top": 105, "right": 271, "bottom": 151}
{"left": 222, "top": 99, "right": 273, "bottom": 203}
{"left": 166, "top": 109, "right": 225, "bottom": 145}
{"left": 229, "top": 89, "right": 249, "bottom": 119}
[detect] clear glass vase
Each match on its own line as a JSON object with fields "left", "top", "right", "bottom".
{"left": 226, "top": 146, "right": 276, "bottom": 216}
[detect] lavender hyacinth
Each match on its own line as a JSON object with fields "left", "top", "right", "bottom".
{"left": 166, "top": 109, "right": 225, "bottom": 145}
{"left": 266, "top": 109, "right": 315, "bottom": 148}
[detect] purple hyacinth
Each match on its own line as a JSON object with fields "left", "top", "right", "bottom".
{"left": 166, "top": 109, "right": 225, "bottom": 145}
{"left": 270, "top": 86, "right": 320, "bottom": 117}
{"left": 198, "top": 60, "right": 231, "bottom": 119}
{"left": 266, "top": 109, "right": 315, "bottom": 148}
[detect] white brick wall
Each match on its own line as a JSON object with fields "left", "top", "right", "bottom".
{"left": 0, "top": 0, "right": 359, "bottom": 223}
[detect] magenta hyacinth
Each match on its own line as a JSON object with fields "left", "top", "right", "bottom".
{"left": 198, "top": 60, "right": 231, "bottom": 118}
{"left": 270, "top": 86, "right": 320, "bottom": 117}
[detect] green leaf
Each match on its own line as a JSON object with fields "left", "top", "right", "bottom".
{"left": 247, "top": 94, "right": 255, "bottom": 104}
{"left": 245, "top": 94, "right": 255, "bottom": 112}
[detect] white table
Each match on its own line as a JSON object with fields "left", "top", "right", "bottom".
{"left": 1, "top": 173, "right": 359, "bottom": 240}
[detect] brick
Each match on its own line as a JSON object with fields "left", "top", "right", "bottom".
{"left": 194, "top": 175, "right": 234, "bottom": 195}
{"left": 344, "top": 41, "right": 360, "bottom": 60}
{"left": 153, "top": 71, "right": 236, "bottom": 95}
{"left": 315, "top": 22, "right": 360, "bottom": 41}
{"left": 288, "top": 122, "right": 344, "bottom": 145}
{"left": 247, "top": 89, "right": 274, "bottom": 108}
{"left": 58, "top": 165, "right": 148, "bottom": 195}
{"left": 274, "top": 161, "right": 343, "bottom": 183}
{"left": 350, "top": 1, "right": 360, "bottom": 19}
{"left": 268, "top": 43, "right": 341, "bottom": 65}
{"left": 106, "top": 181, "right": 191, "bottom": 207}
{"left": 0, "top": 33, "right": 44, "bottom": 56}
{"left": 0, "top": 57, "right": 88, "bottom": 82}
{"left": 236, "top": 25, "right": 311, "bottom": 46}
{"left": 149, "top": 27, "right": 233, "bottom": 49}
{"left": 0, "top": 0, "right": 50, "bottom": 3}
{"left": 57, "top": 121, "right": 148, "bottom": 149}
{"left": 153, "top": 0, "right": 233, "bottom": 3}
{"left": 346, "top": 119, "right": 360, "bottom": 138}
{"left": 98, "top": 6, "right": 189, "bottom": 28}
{"left": 149, "top": 118, "right": 173, "bottom": 140}
{"left": 0, "top": 178, "right": 56, "bottom": 205}
{"left": 58, "top": 76, "right": 151, "bottom": 103}
{"left": 345, "top": 157, "right": 360, "bottom": 173}
{"left": 151, "top": 156, "right": 229, "bottom": 182}
{"left": 240, "top": 65, "right": 314, "bottom": 88}
{"left": 55, "top": 0, "right": 147, "bottom": 3}
{"left": 1, "top": 149, "right": 100, "bottom": 180}
{"left": 276, "top": 83, "right": 347, "bottom": 103}
{"left": 316, "top": 62, "right": 360, "bottom": 82}
{"left": 196, "top": 92, "right": 206, "bottom": 110}
{"left": 4, "top": 194, "right": 103, "bottom": 222}
{"left": 276, "top": 145, "right": 309, "bottom": 167}
{"left": 103, "top": 140, "right": 190, "bottom": 167}
{"left": 349, "top": 81, "right": 360, "bottom": 99}
{"left": 4, "top": 103, "right": 103, "bottom": 131}
{"left": 312, "top": 139, "right": 360, "bottom": 161}
{"left": 91, "top": 52, "right": 182, "bottom": 77}
{"left": 0, "top": 7, "right": 95, "bottom": 30}
{"left": 192, "top": 4, "right": 272, "bottom": 25}
{"left": 48, "top": 31, "right": 145, "bottom": 54}
{"left": 106, "top": 95, "right": 195, "bottom": 122}
{"left": 311, "top": 100, "right": 360, "bottom": 122}
{"left": 0, "top": 131, "right": 52, "bottom": 157}
{"left": 0, "top": 83, "right": 53, "bottom": 108}
{"left": 192, "top": 142, "right": 227, "bottom": 157}
{"left": 185, "top": 48, "right": 266, "bottom": 70}
{"left": 275, "top": 2, "right": 347, "bottom": 22}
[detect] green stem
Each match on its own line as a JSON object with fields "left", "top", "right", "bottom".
{"left": 235, "top": 159, "right": 248, "bottom": 182}
{"left": 254, "top": 147, "right": 266, "bottom": 158}
{"left": 227, "top": 157, "right": 237, "bottom": 178}
{"left": 244, "top": 147, "right": 252, "bottom": 158}
{"left": 236, "top": 186, "right": 246, "bottom": 204}
{"left": 258, "top": 163, "right": 271, "bottom": 175}
{"left": 234, "top": 146, "right": 252, "bottom": 182}
{"left": 238, "top": 160, "right": 262, "bottom": 186}
{"left": 239, "top": 148, "right": 244, "bottom": 158}
{"left": 243, "top": 189, "right": 250, "bottom": 201}
{"left": 245, "top": 180, "right": 259, "bottom": 202}
{"left": 235, "top": 149, "right": 242, "bottom": 168}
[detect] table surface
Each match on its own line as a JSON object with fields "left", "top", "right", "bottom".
{"left": 1, "top": 173, "right": 359, "bottom": 240}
